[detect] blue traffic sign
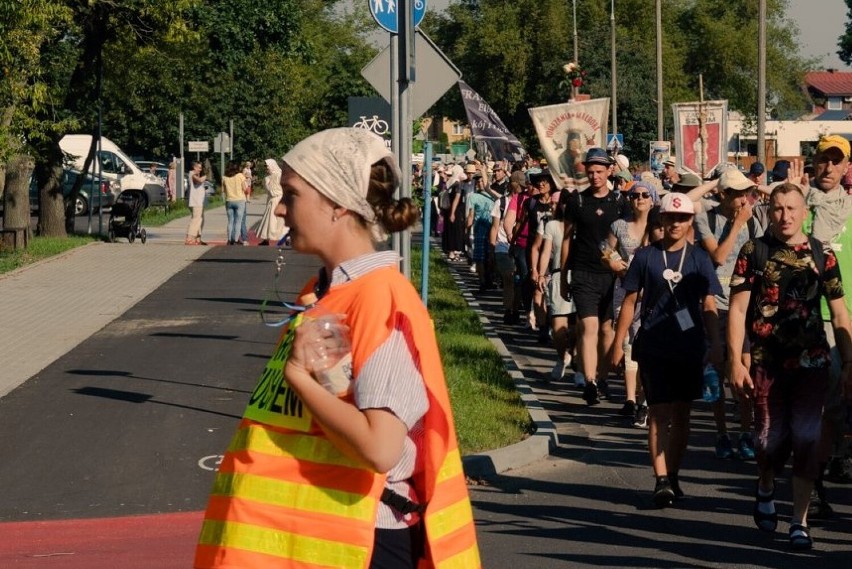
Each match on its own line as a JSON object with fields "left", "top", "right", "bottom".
{"left": 370, "top": 0, "right": 426, "bottom": 34}
{"left": 606, "top": 133, "right": 624, "bottom": 150}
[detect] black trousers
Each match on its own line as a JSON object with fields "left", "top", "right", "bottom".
{"left": 369, "top": 524, "right": 423, "bottom": 569}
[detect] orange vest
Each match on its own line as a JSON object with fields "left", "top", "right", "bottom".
{"left": 195, "top": 267, "right": 480, "bottom": 569}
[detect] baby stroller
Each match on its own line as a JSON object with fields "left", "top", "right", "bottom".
{"left": 108, "top": 189, "right": 147, "bottom": 243}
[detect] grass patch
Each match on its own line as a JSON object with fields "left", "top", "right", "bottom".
{"left": 141, "top": 195, "right": 224, "bottom": 227}
{"left": 0, "top": 235, "right": 99, "bottom": 274}
{"left": 411, "top": 245, "right": 534, "bottom": 455}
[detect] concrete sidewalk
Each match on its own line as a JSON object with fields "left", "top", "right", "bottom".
{"left": 0, "top": 196, "right": 269, "bottom": 399}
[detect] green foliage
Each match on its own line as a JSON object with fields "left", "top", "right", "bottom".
{"left": 838, "top": 0, "right": 852, "bottom": 65}
{"left": 425, "top": 0, "right": 812, "bottom": 159}
{"left": 410, "top": 245, "right": 534, "bottom": 454}
{"left": 0, "top": 235, "right": 97, "bottom": 274}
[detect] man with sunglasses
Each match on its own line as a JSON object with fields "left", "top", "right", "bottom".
{"left": 694, "top": 168, "right": 768, "bottom": 462}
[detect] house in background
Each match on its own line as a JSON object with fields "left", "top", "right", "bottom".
{"left": 725, "top": 68, "right": 852, "bottom": 170}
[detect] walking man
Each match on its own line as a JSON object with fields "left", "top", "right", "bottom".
{"left": 728, "top": 183, "right": 852, "bottom": 550}
{"left": 612, "top": 192, "right": 723, "bottom": 507}
{"left": 560, "top": 148, "right": 629, "bottom": 404}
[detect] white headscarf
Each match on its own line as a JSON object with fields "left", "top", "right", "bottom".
{"left": 282, "top": 128, "right": 400, "bottom": 240}
{"left": 264, "top": 158, "right": 282, "bottom": 196}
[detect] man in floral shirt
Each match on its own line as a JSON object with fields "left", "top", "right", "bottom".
{"left": 727, "top": 183, "right": 852, "bottom": 551}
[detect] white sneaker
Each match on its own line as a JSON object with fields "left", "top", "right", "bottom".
{"left": 563, "top": 353, "right": 573, "bottom": 369}
{"left": 469, "top": 264, "right": 477, "bottom": 273}
{"left": 573, "top": 372, "right": 586, "bottom": 387}
{"left": 550, "top": 360, "right": 566, "bottom": 380}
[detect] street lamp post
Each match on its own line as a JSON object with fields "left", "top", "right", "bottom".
{"left": 572, "top": 0, "right": 578, "bottom": 64}
{"left": 656, "top": 0, "right": 663, "bottom": 141}
{"left": 610, "top": 0, "right": 617, "bottom": 138}
{"left": 758, "top": 0, "right": 766, "bottom": 165}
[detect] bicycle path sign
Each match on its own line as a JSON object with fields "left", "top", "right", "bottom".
{"left": 370, "top": 0, "right": 426, "bottom": 34}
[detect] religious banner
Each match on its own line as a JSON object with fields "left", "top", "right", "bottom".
{"left": 528, "top": 98, "right": 610, "bottom": 189}
{"left": 649, "top": 141, "right": 671, "bottom": 175}
{"left": 458, "top": 80, "right": 525, "bottom": 161}
{"left": 672, "top": 100, "right": 728, "bottom": 178}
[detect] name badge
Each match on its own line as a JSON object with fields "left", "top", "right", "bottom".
{"left": 675, "top": 307, "right": 694, "bottom": 331}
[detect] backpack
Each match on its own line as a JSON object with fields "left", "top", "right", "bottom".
{"left": 745, "top": 233, "right": 827, "bottom": 329}
{"left": 707, "top": 207, "right": 757, "bottom": 241}
{"left": 438, "top": 188, "right": 451, "bottom": 210}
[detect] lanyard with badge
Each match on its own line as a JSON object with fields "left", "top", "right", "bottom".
{"left": 662, "top": 245, "right": 694, "bottom": 331}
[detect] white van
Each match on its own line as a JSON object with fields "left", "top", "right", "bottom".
{"left": 59, "top": 135, "right": 166, "bottom": 208}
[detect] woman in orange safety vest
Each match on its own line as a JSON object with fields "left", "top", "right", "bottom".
{"left": 195, "top": 128, "right": 481, "bottom": 569}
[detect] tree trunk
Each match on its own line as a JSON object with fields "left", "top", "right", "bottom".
{"left": 2, "top": 154, "right": 34, "bottom": 250}
{"left": 36, "top": 141, "right": 68, "bottom": 238}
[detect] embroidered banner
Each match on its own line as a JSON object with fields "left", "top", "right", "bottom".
{"left": 528, "top": 98, "right": 610, "bottom": 189}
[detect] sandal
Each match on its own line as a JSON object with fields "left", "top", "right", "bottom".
{"left": 789, "top": 523, "right": 813, "bottom": 551}
{"left": 753, "top": 484, "right": 777, "bottom": 533}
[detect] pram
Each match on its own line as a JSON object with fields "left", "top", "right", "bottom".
{"left": 107, "top": 189, "right": 147, "bottom": 243}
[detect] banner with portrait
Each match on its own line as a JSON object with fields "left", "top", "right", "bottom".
{"left": 458, "top": 80, "right": 525, "bottom": 161}
{"left": 528, "top": 98, "right": 610, "bottom": 189}
{"left": 672, "top": 100, "right": 728, "bottom": 178}
{"left": 648, "top": 141, "right": 671, "bottom": 175}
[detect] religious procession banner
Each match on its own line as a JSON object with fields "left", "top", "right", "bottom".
{"left": 649, "top": 141, "right": 671, "bottom": 175}
{"left": 458, "top": 80, "right": 525, "bottom": 161}
{"left": 672, "top": 100, "right": 728, "bottom": 178}
{"left": 528, "top": 98, "right": 610, "bottom": 189}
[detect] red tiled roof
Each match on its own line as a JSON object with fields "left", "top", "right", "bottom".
{"left": 806, "top": 71, "right": 852, "bottom": 96}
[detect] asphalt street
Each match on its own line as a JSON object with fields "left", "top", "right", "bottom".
{"left": 0, "top": 212, "right": 850, "bottom": 568}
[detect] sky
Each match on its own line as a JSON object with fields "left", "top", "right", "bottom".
{"left": 789, "top": 0, "right": 849, "bottom": 69}
{"left": 400, "top": 0, "right": 851, "bottom": 70}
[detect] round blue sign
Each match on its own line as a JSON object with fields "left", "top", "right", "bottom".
{"left": 369, "top": 0, "right": 426, "bottom": 34}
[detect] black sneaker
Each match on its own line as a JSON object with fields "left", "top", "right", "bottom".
{"left": 808, "top": 479, "right": 834, "bottom": 520}
{"left": 583, "top": 382, "right": 600, "bottom": 406}
{"left": 653, "top": 478, "right": 676, "bottom": 508}
{"left": 827, "top": 456, "right": 852, "bottom": 484}
{"left": 597, "top": 378, "right": 610, "bottom": 400}
{"left": 619, "top": 400, "right": 636, "bottom": 416}
{"left": 668, "top": 473, "right": 685, "bottom": 499}
{"left": 633, "top": 404, "right": 649, "bottom": 428}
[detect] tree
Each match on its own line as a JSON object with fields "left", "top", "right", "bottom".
{"left": 839, "top": 0, "right": 852, "bottom": 65}
{"left": 424, "top": 0, "right": 812, "bottom": 161}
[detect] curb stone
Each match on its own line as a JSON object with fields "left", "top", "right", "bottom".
{"left": 439, "top": 253, "right": 557, "bottom": 479}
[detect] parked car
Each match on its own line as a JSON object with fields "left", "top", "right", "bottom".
{"left": 136, "top": 160, "right": 216, "bottom": 197}
{"left": 60, "top": 135, "right": 167, "bottom": 208}
{"left": 62, "top": 170, "right": 117, "bottom": 215}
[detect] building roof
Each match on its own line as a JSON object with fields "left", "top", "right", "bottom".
{"left": 815, "top": 109, "right": 852, "bottom": 120}
{"left": 806, "top": 70, "right": 852, "bottom": 96}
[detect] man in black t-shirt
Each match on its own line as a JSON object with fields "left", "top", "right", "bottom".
{"left": 560, "top": 147, "right": 630, "bottom": 405}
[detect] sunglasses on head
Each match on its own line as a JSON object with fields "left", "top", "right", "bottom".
{"left": 629, "top": 192, "right": 652, "bottom": 200}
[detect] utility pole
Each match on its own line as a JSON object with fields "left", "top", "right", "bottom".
{"left": 572, "top": 0, "right": 579, "bottom": 64}
{"left": 656, "top": 0, "right": 663, "bottom": 140}
{"left": 610, "top": 0, "right": 618, "bottom": 137}
{"left": 757, "top": 0, "right": 767, "bottom": 165}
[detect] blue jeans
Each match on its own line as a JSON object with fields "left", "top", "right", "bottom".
{"left": 240, "top": 200, "right": 249, "bottom": 241}
{"left": 226, "top": 200, "right": 246, "bottom": 243}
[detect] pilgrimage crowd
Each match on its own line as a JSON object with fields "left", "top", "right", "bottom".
{"left": 430, "top": 135, "right": 852, "bottom": 551}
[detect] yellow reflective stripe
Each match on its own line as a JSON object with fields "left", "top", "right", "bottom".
{"left": 230, "top": 425, "right": 363, "bottom": 469}
{"left": 436, "top": 543, "right": 481, "bottom": 569}
{"left": 212, "top": 472, "right": 377, "bottom": 521}
{"left": 426, "top": 496, "right": 475, "bottom": 540}
{"left": 436, "top": 448, "right": 463, "bottom": 484}
{"left": 199, "top": 519, "right": 369, "bottom": 568}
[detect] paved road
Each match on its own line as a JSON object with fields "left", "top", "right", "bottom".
{"left": 1, "top": 212, "right": 851, "bottom": 568}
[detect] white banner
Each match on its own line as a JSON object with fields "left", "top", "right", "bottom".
{"left": 528, "top": 98, "right": 610, "bottom": 189}
{"left": 672, "top": 100, "right": 728, "bottom": 178}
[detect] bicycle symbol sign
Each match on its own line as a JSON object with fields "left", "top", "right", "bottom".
{"left": 369, "top": 0, "right": 427, "bottom": 34}
{"left": 353, "top": 115, "right": 390, "bottom": 136}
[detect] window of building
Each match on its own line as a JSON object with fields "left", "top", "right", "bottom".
{"left": 452, "top": 123, "right": 465, "bottom": 136}
{"left": 827, "top": 97, "right": 843, "bottom": 110}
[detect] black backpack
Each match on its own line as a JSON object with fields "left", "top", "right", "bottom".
{"left": 745, "top": 234, "right": 827, "bottom": 328}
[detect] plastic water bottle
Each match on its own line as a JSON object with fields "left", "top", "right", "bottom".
{"left": 702, "top": 364, "right": 721, "bottom": 403}
{"left": 299, "top": 293, "right": 353, "bottom": 397}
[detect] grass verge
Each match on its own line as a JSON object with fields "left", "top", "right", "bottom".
{"left": 141, "top": 195, "right": 224, "bottom": 227}
{"left": 411, "top": 245, "right": 534, "bottom": 455}
{"left": 0, "top": 235, "right": 100, "bottom": 274}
